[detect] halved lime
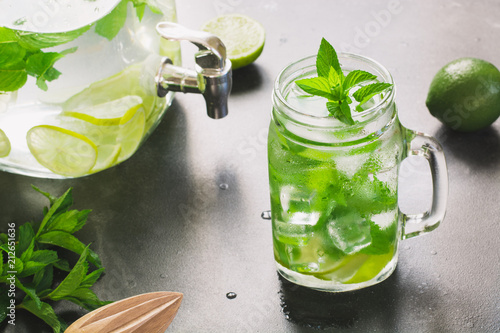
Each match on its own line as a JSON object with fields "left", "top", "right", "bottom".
{"left": 0, "top": 128, "right": 11, "bottom": 157}
{"left": 201, "top": 14, "right": 265, "bottom": 70}
{"left": 27, "top": 125, "right": 97, "bottom": 177}
{"left": 62, "top": 95, "right": 144, "bottom": 126}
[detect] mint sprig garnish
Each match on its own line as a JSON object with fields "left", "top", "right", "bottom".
{"left": 296, "top": 38, "right": 393, "bottom": 125}
{"left": 0, "top": 186, "right": 109, "bottom": 333}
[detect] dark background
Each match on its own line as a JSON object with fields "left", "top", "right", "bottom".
{"left": 2, "top": 1, "right": 499, "bottom": 332}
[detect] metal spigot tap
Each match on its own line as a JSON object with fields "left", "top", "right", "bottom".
{"left": 156, "top": 22, "right": 232, "bottom": 119}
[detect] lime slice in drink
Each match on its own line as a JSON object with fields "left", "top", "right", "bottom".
{"left": 313, "top": 254, "right": 369, "bottom": 282}
{"left": 201, "top": 14, "right": 265, "bottom": 70}
{"left": 63, "top": 64, "right": 162, "bottom": 124}
{"left": 116, "top": 107, "right": 146, "bottom": 163}
{"left": 62, "top": 97, "right": 147, "bottom": 168}
{"left": 27, "top": 125, "right": 97, "bottom": 177}
{"left": 62, "top": 96, "right": 144, "bottom": 126}
{"left": 344, "top": 251, "right": 394, "bottom": 284}
{"left": 91, "top": 144, "right": 122, "bottom": 173}
{"left": 0, "top": 128, "right": 11, "bottom": 157}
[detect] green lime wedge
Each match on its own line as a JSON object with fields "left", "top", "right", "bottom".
{"left": 26, "top": 125, "right": 97, "bottom": 177}
{"left": 0, "top": 128, "right": 11, "bottom": 157}
{"left": 62, "top": 95, "right": 144, "bottom": 126}
{"left": 201, "top": 14, "right": 265, "bottom": 70}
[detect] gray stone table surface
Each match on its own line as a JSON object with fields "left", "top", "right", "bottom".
{"left": 1, "top": 1, "right": 500, "bottom": 332}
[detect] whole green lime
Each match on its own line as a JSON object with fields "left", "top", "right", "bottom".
{"left": 426, "top": 57, "right": 500, "bottom": 132}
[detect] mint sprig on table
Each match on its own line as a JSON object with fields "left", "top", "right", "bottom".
{"left": 0, "top": 186, "right": 108, "bottom": 333}
{"left": 296, "top": 38, "right": 393, "bottom": 125}
{"left": 0, "top": 0, "right": 161, "bottom": 92}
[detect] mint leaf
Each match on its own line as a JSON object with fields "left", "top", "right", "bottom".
{"left": 326, "top": 101, "right": 342, "bottom": 118}
{"left": 95, "top": 0, "right": 129, "bottom": 41}
{"left": 343, "top": 70, "right": 376, "bottom": 91}
{"left": 48, "top": 247, "right": 89, "bottom": 300}
{"left": 53, "top": 259, "right": 71, "bottom": 272}
{"left": 16, "top": 277, "right": 42, "bottom": 309}
{"left": 19, "top": 261, "right": 48, "bottom": 278}
{"left": 353, "top": 82, "right": 393, "bottom": 106}
{"left": 316, "top": 38, "right": 341, "bottom": 78}
{"left": 135, "top": 3, "right": 146, "bottom": 21}
{"left": 20, "top": 238, "right": 35, "bottom": 262}
{"left": 61, "top": 287, "right": 111, "bottom": 311}
{"left": 17, "top": 222, "right": 35, "bottom": 254}
{"left": 0, "top": 42, "right": 26, "bottom": 68}
{"left": 19, "top": 299, "right": 63, "bottom": 333}
{"left": 296, "top": 77, "right": 332, "bottom": 99}
{"left": 131, "top": 0, "right": 163, "bottom": 15}
{"left": 339, "top": 100, "right": 355, "bottom": 125}
{"left": 30, "top": 250, "right": 59, "bottom": 264}
{"left": 25, "top": 47, "right": 77, "bottom": 91}
{"left": 15, "top": 26, "right": 89, "bottom": 51}
{"left": 327, "top": 100, "right": 354, "bottom": 125}
{"left": 46, "top": 209, "right": 91, "bottom": 234}
{"left": 81, "top": 267, "right": 105, "bottom": 288}
{"left": 0, "top": 253, "right": 24, "bottom": 275}
{"left": 0, "top": 27, "right": 18, "bottom": 43}
{"left": 328, "top": 66, "right": 342, "bottom": 88}
{"left": 359, "top": 220, "right": 397, "bottom": 255}
{"left": 33, "top": 265, "right": 54, "bottom": 293}
{"left": 20, "top": 250, "right": 60, "bottom": 277}
{"left": 0, "top": 61, "right": 27, "bottom": 91}
{"left": 330, "top": 84, "right": 343, "bottom": 101}
{"left": 37, "top": 231, "right": 102, "bottom": 268}
{"left": 36, "top": 188, "right": 74, "bottom": 237}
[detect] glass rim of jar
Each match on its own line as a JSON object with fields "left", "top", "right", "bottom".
{"left": 272, "top": 53, "right": 396, "bottom": 130}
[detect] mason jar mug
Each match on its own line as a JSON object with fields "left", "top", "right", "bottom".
{"left": 268, "top": 54, "right": 448, "bottom": 292}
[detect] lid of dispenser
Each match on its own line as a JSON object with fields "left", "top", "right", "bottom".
{"left": 0, "top": 0, "right": 122, "bottom": 33}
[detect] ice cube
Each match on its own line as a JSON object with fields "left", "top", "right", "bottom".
{"left": 274, "top": 220, "right": 312, "bottom": 246}
{"left": 326, "top": 211, "right": 372, "bottom": 254}
{"left": 280, "top": 185, "right": 320, "bottom": 226}
{"left": 371, "top": 210, "right": 398, "bottom": 229}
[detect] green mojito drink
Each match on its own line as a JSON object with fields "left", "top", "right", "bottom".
{"left": 0, "top": 0, "right": 180, "bottom": 178}
{"left": 268, "top": 40, "right": 448, "bottom": 291}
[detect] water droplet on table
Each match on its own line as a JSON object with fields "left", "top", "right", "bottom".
{"left": 219, "top": 183, "right": 229, "bottom": 190}
{"left": 226, "top": 292, "right": 237, "bottom": 299}
{"left": 261, "top": 210, "right": 271, "bottom": 220}
{"left": 431, "top": 250, "right": 437, "bottom": 255}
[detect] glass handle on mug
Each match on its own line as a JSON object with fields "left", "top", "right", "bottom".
{"left": 401, "top": 131, "right": 449, "bottom": 239}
